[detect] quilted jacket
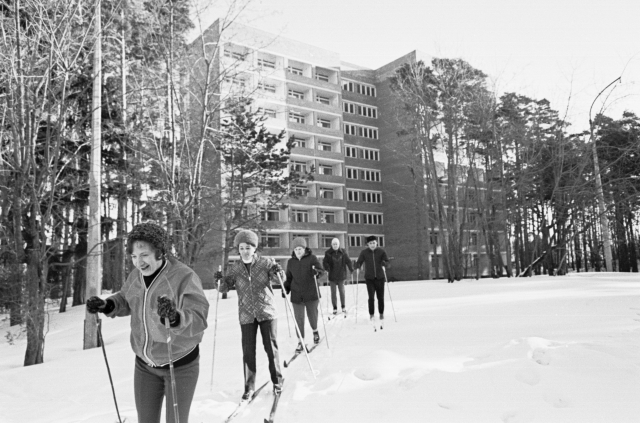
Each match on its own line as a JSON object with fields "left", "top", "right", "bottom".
{"left": 224, "top": 255, "right": 281, "bottom": 325}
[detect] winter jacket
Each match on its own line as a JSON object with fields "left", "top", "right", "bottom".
{"left": 106, "top": 257, "right": 209, "bottom": 367}
{"left": 355, "top": 247, "right": 390, "bottom": 280}
{"left": 285, "top": 247, "right": 324, "bottom": 304}
{"left": 223, "top": 255, "right": 281, "bottom": 325}
{"left": 322, "top": 247, "right": 354, "bottom": 282}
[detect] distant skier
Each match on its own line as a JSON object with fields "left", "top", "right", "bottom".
{"left": 218, "top": 230, "right": 284, "bottom": 399}
{"left": 86, "top": 222, "right": 209, "bottom": 423}
{"left": 284, "top": 237, "right": 324, "bottom": 351}
{"left": 322, "top": 237, "right": 354, "bottom": 315}
{"left": 355, "top": 236, "right": 390, "bottom": 323}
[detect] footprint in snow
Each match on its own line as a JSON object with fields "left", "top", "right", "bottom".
{"left": 354, "top": 368, "right": 380, "bottom": 381}
{"left": 531, "top": 349, "right": 550, "bottom": 365}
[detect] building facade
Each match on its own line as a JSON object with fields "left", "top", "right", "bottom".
{"left": 192, "top": 21, "right": 506, "bottom": 283}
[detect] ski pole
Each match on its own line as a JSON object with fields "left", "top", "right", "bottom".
{"left": 312, "top": 266, "right": 330, "bottom": 349}
{"left": 283, "top": 294, "right": 292, "bottom": 337}
{"left": 210, "top": 265, "right": 222, "bottom": 389}
{"left": 97, "top": 319, "right": 123, "bottom": 423}
{"left": 276, "top": 273, "right": 317, "bottom": 379}
{"left": 165, "top": 319, "right": 180, "bottom": 423}
{"left": 382, "top": 267, "right": 397, "bottom": 322}
{"left": 356, "top": 268, "right": 360, "bottom": 323}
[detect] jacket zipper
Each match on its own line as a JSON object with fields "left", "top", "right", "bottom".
{"left": 372, "top": 249, "right": 377, "bottom": 278}
{"left": 141, "top": 261, "right": 167, "bottom": 367}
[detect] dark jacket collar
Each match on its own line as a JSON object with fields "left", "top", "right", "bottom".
{"left": 291, "top": 246, "right": 312, "bottom": 259}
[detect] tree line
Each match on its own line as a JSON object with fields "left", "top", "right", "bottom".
{"left": 388, "top": 59, "right": 639, "bottom": 281}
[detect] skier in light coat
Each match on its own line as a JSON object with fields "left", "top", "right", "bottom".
{"left": 322, "top": 237, "right": 353, "bottom": 315}
{"left": 87, "top": 222, "right": 209, "bottom": 423}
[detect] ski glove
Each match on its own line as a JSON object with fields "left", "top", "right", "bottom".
{"left": 312, "top": 268, "right": 322, "bottom": 277}
{"left": 214, "top": 270, "right": 224, "bottom": 281}
{"left": 86, "top": 296, "right": 106, "bottom": 314}
{"left": 269, "top": 262, "right": 283, "bottom": 277}
{"left": 157, "top": 296, "right": 179, "bottom": 326}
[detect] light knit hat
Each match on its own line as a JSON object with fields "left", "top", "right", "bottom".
{"left": 291, "top": 237, "right": 307, "bottom": 250}
{"left": 234, "top": 230, "right": 259, "bottom": 247}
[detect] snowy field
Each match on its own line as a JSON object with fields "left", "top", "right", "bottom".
{"left": 1, "top": 272, "right": 639, "bottom": 423}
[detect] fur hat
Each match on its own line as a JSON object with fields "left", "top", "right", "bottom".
{"left": 366, "top": 235, "right": 377, "bottom": 243}
{"left": 234, "top": 230, "right": 259, "bottom": 247}
{"left": 127, "top": 222, "right": 168, "bottom": 256}
{"left": 291, "top": 237, "right": 307, "bottom": 250}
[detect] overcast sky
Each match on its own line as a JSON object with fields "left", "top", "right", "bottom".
{"left": 196, "top": 0, "right": 640, "bottom": 132}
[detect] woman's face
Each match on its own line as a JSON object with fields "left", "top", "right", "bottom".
{"left": 294, "top": 246, "right": 305, "bottom": 259}
{"left": 238, "top": 243, "right": 256, "bottom": 263}
{"left": 131, "top": 241, "right": 163, "bottom": 276}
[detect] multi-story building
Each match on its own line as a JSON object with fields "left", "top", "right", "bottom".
{"left": 193, "top": 20, "right": 506, "bottom": 283}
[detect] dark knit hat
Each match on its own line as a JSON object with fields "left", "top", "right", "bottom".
{"left": 291, "top": 237, "right": 307, "bottom": 250}
{"left": 126, "top": 222, "right": 168, "bottom": 256}
{"left": 234, "top": 230, "right": 259, "bottom": 247}
{"left": 366, "top": 235, "right": 377, "bottom": 243}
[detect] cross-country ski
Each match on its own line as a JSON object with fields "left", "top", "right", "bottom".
{"left": 223, "top": 381, "right": 269, "bottom": 423}
{"left": 283, "top": 339, "right": 322, "bottom": 368}
{"left": 263, "top": 390, "right": 282, "bottom": 423}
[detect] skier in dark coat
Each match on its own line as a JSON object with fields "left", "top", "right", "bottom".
{"left": 322, "top": 237, "right": 353, "bottom": 315}
{"left": 218, "top": 230, "right": 284, "bottom": 399}
{"left": 355, "top": 236, "right": 389, "bottom": 323}
{"left": 284, "top": 237, "right": 324, "bottom": 351}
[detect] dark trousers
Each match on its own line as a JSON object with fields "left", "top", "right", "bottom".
{"left": 240, "top": 318, "right": 282, "bottom": 392}
{"left": 365, "top": 278, "right": 385, "bottom": 316}
{"left": 329, "top": 280, "right": 346, "bottom": 309}
{"left": 134, "top": 355, "right": 199, "bottom": 423}
{"left": 292, "top": 299, "right": 319, "bottom": 340}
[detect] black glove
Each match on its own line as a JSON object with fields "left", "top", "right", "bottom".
{"left": 312, "top": 268, "right": 322, "bottom": 277}
{"left": 270, "top": 263, "right": 283, "bottom": 276}
{"left": 157, "top": 296, "right": 178, "bottom": 324}
{"left": 86, "top": 296, "right": 106, "bottom": 314}
{"left": 214, "top": 270, "right": 224, "bottom": 280}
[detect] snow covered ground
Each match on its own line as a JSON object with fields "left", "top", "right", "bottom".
{"left": 1, "top": 272, "right": 639, "bottom": 423}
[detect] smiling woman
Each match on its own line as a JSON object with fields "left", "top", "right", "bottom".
{"left": 85, "top": 222, "right": 210, "bottom": 423}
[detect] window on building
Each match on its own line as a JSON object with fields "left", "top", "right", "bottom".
{"left": 315, "top": 73, "right": 329, "bottom": 82}
{"left": 349, "top": 235, "right": 362, "bottom": 247}
{"left": 292, "top": 185, "right": 309, "bottom": 196}
{"left": 287, "top": 66, "right": 303, "bottom": 76}
{"left": 321, "top": 234, "right": 338, "bottom": 248}
{"left": 470, "top": 232, "right": 478, "bottom": 246}
{"left": 318, "top": 141, "right": 332, "bottom": 152}
{"left": 316, "top": 95, "right": 331, "bottom": 105}
{"left": 258, "top": 82, "right": 276, "bottom": 93}
{"left": 291, "top": 209, "right": 309, "bottom": 223}
{"left": 319, "top": 187, "right": 334, "bottom": 199}
{"left": 262, "top": 209, "right": 280, "bottom": 221}
{"left": 224, "top": 76, "right": 245, "bottom": 87}
{"left": 258, "top": 107, "right": 277, "bottom": 118}
{"left": 257, "top": 58, "right": 276, "bottom": 69}
{"left": 317, "top": 118, "right": 331, "bottom": 129}
{"left": 345, "top": 146, "right": 357, "bottom": 158}
{"left": 261, "top": 233, "right": 281, "bottom": 248}
{"left": 347, "top": 190, "right": 358, "bottom": 202}
{"left": 318, "top": 164, "right": 333, "bottom": 175}
{"left": 288, "top": 111, "right": 306, "bottom": 124}
{"left": 362, "top": 169, "right": 381, "bottom": 182}
{"left": 346, "top": 167, "right": 358, "bottom": 179}
{"left": 342, "top": 81, "right": 354, "bottom": 92}
{"left": 320, "top": 211, "right": 335, "bottom": 224}
{"left": 288, "top": 89, "right": 305, "bottom": 100}
{"left": 224, "top": 50, "right": 245, "bottom": 61}
{"left": 348, "top": 212, "right": 360, "bottom": 224}
{"left": 467, "top": 212, "right": 478, "bottom": 224}
{"left": 343, "top": 102, "right": 355, "bottom": 114}
{"left": 290, "top": 136, "right": 307, "bottom": 148}
{"left": 290, "top": 161, "right": 307, "bottom": 172}
{"left": 430, "top": 232, "right": 439, "bottom": 245}
{"left": 362, "top": 213, "right": 383, "bottom": 225}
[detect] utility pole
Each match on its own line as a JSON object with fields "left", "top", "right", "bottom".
{"left": 84, "top": 0, "right": 102, "bottom": 349}
{"left": 589, "top": 77, "right": 621, "bottom": 272}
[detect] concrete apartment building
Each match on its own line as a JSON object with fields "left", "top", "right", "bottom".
{"left": 195, "top": 20, "right": 504, "bottom": 282}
